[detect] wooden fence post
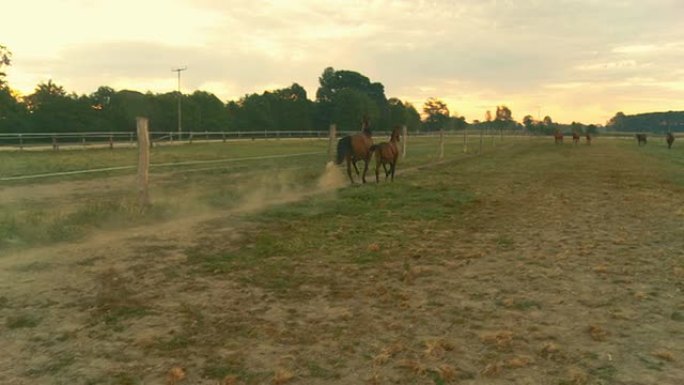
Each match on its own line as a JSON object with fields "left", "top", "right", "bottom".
{"left": 479, "top": 125, "right": 484, "bottom": 154}
{"left": 19, "top": 134, "right": 23, "bottom": 151}
{"left": 222, "top": 132, "right": 226, "bottom": 143}
{"left": 52, "top": 136, "right": 59, "bottom": 151}
{"left": 137, "top": 117, "right": 151, "bottom": 208}
{"left": 328, "top": 124, "right": 337, "bottom": 162}
{"left": 439, "top": 129, "right": 445, "bottom": 160}
{"left": 402, "top": 125, "right": 407, "bottom": 158}
{"left": 109, "top": 134, "right": 114, "bottom": 150}
{"left": 463, "top": 127, "right": 468, "bottom": 153}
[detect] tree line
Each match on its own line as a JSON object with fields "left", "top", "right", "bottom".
{"left": 606, "top": 111, "right": 684, "bottom": 133}
{"left": 0, "top": 44, "right": 637, "bottom": 136}
{"left": 0, "top": 67, "right": 425, "bottom": 134}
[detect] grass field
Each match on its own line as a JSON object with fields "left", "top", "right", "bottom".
{"left": 0, "top": 135, "right": 683, "bottom": 384}
{"left": 0, "top": 135, "right": 485, "bottom": 251}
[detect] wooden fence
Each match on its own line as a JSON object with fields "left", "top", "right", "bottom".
{"left": 0, "top": 128, "right": 534, "bottom": 151}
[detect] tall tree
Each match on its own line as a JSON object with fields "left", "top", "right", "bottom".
{"left": 607, "top": 112, "right": 626, "bottom": 131}
{"left": 495, "top": 105, "right": 513, "bottom": 122}
{"left": 0, "top": 46, "right": 28, "bottom": 132}
{"left": 315, "top": 67, "right": 388, "bottom": 130}
{"left": 404, "top": 102, "right": 422, "bottom": 132}
{"left": 522, "top": 114, "right": 535, "bottom": 131}
{"left": 270, "top": 83, "right": 313, "bottom": 131}
{"left": 422, "top": 97, "right": 450, "bottom": 131}
{"left": 180, "top": 91, "right": 228, "bottom": 131}
{"left": 332, "top": 88, "right": 379, "bottom": 132}
{"left": 0, "top": 45, "right": 10, "bottom": 86}
{"left": 0, "top": 87, "right": 29, "bottom": 132}
{"left": 542, "top": 115, "right": 557, "bottom": 134}
{"left": 24, "top": 80, "right": 92, "bottom": 132}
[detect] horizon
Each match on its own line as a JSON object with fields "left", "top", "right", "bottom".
{"left": 2, "top": 0, "right": 684, "bottom": 126}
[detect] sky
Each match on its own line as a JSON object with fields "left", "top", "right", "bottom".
{"left": 1, "top": 0, "right": 683, "bottom": 125}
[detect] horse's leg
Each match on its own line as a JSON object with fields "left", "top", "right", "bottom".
{"left": 382, "top": 163, "right": 389, "bottom": 179}
{"left": 390, "top": 157, "right": 397, "bottom": 181}
{"left": 345, "top": 157, "right": 354, "bottom": 184}
{"left": 362, "top": 157, "right": 369, "bottom": 184}
{"left": 375, "top": 158, "right": 381, "bottom": 183}
{"left": 352, "top": 160, "right": 360, "bottom": 176}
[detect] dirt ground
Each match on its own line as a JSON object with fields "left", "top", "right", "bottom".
{"left": 0, "top": 140, "right": 682, "bottom": 384}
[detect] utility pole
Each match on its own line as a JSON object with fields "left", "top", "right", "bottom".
{"left": 172, "top": 66, "right": 187, "bottom": 139}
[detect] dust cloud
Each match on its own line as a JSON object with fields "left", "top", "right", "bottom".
{"left": 236, "top": 161, "right": 346, "bottom": 213}
{"left": 317, "top": 161, "right": 347, "bottom": 191}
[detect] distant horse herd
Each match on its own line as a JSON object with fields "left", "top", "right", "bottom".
{"left": 553, "top": 130, "right": 675, "bottom": 149}
{"left": 335, "top": 120, "right": 677, "bottom": 185}
{"left": 635, "top": 133, "right": 675, "bottom": 148}
{"left": 554, "top": 131, "right": 592, "bottom": 145}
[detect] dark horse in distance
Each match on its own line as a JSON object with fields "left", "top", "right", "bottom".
{"left": 572, "top": 131, "right": 580, "bottom": 145}
{"left": 335, "top": 118, "right": 374, "bottom": 183}
{"left": 369, "top": 126, "right": 401, "bottom": 183}
{"left": 636, "top": 134, "right": 647, "bottom": 146}
{"left": 666, "top": 132, "right": 675, "bottom": 149}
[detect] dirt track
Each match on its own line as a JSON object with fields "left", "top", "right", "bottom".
{"left": 0, "top": 140, "right": 682, "bottom": 384}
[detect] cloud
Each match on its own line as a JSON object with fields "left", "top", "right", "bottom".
{"left": 3, "top": 0, "right": 684, "bottom": 123}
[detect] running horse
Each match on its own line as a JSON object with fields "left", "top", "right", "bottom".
{"left": 369, "top": 126, "right": 401, "bottom": 183}
{"left": 335, "top": 117, "right": 374, "bottom": 183}
{"left": 585, "top": 133, "right": 592, "bottom": 145}
{"left": 572, "top": 131, "right": 580, "bottom": 145}
{"left": 666, "top": 132, "right": 675, "bottom": 149}
{"left": 636, "top": 134, "right": 647, "bottom": 146}
{"left": 554, "top": 130, "right": 564, "bottom": 144}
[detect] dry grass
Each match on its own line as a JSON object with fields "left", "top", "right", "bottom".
{"left": 397, "top": 359, "right": 427, "bottom": 376}
{"left": 3, "top": 140, "right": 684, "bottom": 384}
{"left": 480, "top": 330, "right": 514, "bottom": 350}
{"left": 506, "top": 355, "right": 533, "bottom": 368}
{"left": 272, "top": 368, "right": 295, "bottom": 385}
{"left": 652, "top": 349, "right": 675, "bottom": 362}
{"left": 540, "top": 342, "right": 562, "bottom": 360}
{"left": 166, "top": 366, "right": 186, "bottom": 385}
{"left": 480, "top": 361, "right": 504, "bottom": 377}
{"left": 588, "top": 324, "right": 609, "bottom": 342}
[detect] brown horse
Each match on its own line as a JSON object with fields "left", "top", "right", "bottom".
{"left": 585, "top": 133, "right": 592, "bottom": 145}
{"left": 572, "top": 132, "right": 580, "bottom": 145}
{"left": 636, "top": 134, "right": 647, "bottom": 146}
{"left": 369, "top": 126, "right": 401, "bottom": 183}
{"left": 666, "top": 132, "right": 675, "bottom": 149}
{"left": 335, "top": 120, "right": 374, "bottom": 183}
{"left": 554, "top": 130, "right": 564, "bottom": 144}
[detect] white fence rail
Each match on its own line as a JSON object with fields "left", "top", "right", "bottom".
{"left": 0, "top": 130, "right": 459, "bottom": 150}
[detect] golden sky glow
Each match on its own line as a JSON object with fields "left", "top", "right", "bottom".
{"left": 2, "top": 0, "right": 684, "bottom": 124}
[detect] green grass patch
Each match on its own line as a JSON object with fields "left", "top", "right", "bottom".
{"left": 0, "top": 198, "right": 172, "bottom": 251}
{"left": 6, "top": 313, "right": 41, "bottom": 329}
{"left": 25, "top": 352, "right": 76, "bottom": 377}
{"left": 182, "top": 153, "right": 474, "bottom": 298}
{"left": 201, "top": 357, "right": 270, "bottom": 384}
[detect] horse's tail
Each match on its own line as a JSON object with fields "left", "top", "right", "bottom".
{"left": 336, "top": 136, "right": 351, "bottom": 165}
